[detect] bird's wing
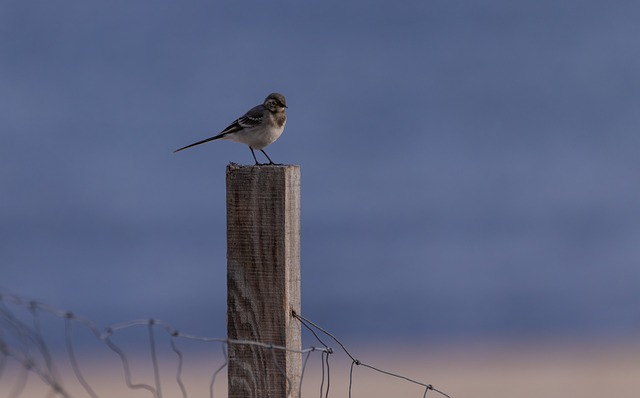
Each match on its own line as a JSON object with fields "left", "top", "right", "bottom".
{"left": 174, "top": 105, "right": 265, "bottom": 153}
{"left": 220, "top": 104, "right": 264, "bottom": 134}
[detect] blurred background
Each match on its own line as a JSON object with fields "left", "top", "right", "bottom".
{"left": 1, "top": 0, "right": 639, "bottom": 396}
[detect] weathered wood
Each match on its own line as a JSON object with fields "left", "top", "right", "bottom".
{"left": 226, "top": 163, "right": 301, "bottom": 398}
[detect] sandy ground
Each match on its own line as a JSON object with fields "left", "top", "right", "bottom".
{"left": 1, "top": 340, "right": 638, "bottom": 398}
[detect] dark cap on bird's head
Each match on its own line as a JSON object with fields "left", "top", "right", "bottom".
{"left": 266, "top": 93, "right": 287, "bottom": 108}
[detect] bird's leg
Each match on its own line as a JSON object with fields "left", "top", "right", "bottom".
{"left": 249, "top": 147, "right": 262, "bottom": 166}
{"left": 260, "top": 149, "right": 281, "bottom": 166}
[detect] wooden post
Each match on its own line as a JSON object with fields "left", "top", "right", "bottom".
{"left": 226, "top": 163, "right": 301, "bottom": 398}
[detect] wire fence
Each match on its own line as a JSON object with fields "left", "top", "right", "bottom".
{"left": 0, "top": 291, "right": 451, "bottom": 398}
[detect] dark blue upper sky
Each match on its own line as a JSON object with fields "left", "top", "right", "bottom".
{"left": 2, "top": 0, "right": 639, "bottom": 343}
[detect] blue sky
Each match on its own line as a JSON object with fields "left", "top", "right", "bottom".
{"left": 2, "top": 0, "right": 640, "bottom": 343}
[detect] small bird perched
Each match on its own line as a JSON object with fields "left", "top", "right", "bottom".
{"left": 174, "top": 93, "right": 287, "bottom": 165}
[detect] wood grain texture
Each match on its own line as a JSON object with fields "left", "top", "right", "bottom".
{"left": 226, "top": 163, "right": 301, "bottom": 398}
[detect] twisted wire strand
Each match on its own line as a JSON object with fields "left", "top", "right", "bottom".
{"left": 293, "top": 311, "right": 452, "bottom": 398}
{"left": 298, "top": 348, "right": 313, "bottom": 398}
{"left": 4, "top": 346, "right": 29, "bottom": 398}
{"left": 148, "top": 321, "right": 163, "bottom": 398}
{"left": 0, "top": 298, "right": 69, "bottom": 397}
{"left": 103, "top": 331, "right": 157, "bottom": 395}
{"left": 29, "top": 304, "right": 63, "bottom": 394}
{"left": 64, "top": 316, "right": 98, "bottom": 398}
{"left": 2, "top": 343, "right": 69, "bottom": 398}
{"left": 209, "top": 343, "right": 227, "bottom": 398}
{"left": 169, "top": 333, "right": 188, "bottom": 398}
{"left": 322, "top": 349, "right": 331, "bottom": 398}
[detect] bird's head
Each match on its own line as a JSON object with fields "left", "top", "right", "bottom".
{"left": 264, "top": 93, "right": 287, "bottom": 113}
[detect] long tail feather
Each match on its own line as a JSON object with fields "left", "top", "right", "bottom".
{"left": 174, "top": 133, "right": 225, "bottom": 153}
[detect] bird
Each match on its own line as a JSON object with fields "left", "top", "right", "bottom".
{"left": 174, "top": 93, "right": 287, "bottom": 165}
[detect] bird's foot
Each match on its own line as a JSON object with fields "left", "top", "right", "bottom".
{"left": 254, "top": 161, "right": 282, "bottom": 166}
